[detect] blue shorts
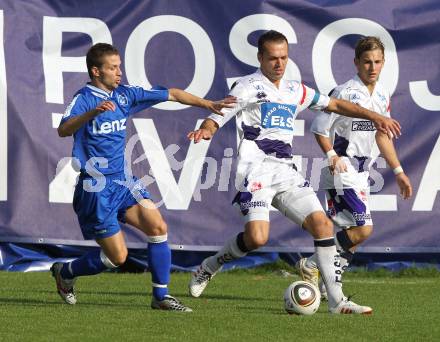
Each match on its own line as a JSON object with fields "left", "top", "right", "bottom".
{"left": 73, "top": 172, "right": 151, "bottom": 240}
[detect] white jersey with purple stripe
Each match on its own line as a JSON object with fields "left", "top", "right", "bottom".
{"left": 208, "top": 69, "right": 330, "bottom": 166}
{"left": 311, "top": 75, "right": 391, "bottom": 189}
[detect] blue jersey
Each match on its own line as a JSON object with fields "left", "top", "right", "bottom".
{"left": 61, "top": 83, "right": 169, "bottom": 175}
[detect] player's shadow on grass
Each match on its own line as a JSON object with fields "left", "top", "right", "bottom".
{"left": 239, "top": 306, "right": 286, "bottom": 315}
{"left": 0, "top": 297, "right": 66, "bottom": 306}
{"left": 0, "top": 297, "right": 150, "bottom": 308}
{"left": 183, "top": 293, "right": 276, "bottom": 302}
{"left": 79, "top": 290, "right": 146, "bottom": 296}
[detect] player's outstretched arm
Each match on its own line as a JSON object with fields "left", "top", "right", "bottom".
{"left": 326, "top": 98, "right": 401, "bottom": 138}
{"left": 187, "top": 118, "right": 219, "bottom": 144}
{"left": 376, "top": 131, "right": 412, "bottom": 199}
{"left": 58, "top": 100, "right": 115, "bottom": 137}
{"left": 168, "top": 88, "right": 236, "bottom": 115}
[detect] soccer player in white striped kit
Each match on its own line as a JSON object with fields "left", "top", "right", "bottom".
{"left": 296, "top": 36, "right": 412, "bottom": 302}
{"left": 187, "top": 31, "right": 402, "bottom": 314}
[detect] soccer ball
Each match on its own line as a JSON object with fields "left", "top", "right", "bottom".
{"left": 284, "top": 281, "right": 321, "bottom": 315}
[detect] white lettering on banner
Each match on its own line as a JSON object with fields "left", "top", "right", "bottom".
{"left": 228, "top": 14, "right": 301, "bottom": 83}
{"left": 83, "top": 158, "right": 107, "bottom": 192}
{"left": 125, "top": 15, "right": 214, "bottom": 111}
{"left": 218, "top": 148, "right": 234, "bottom": 191}
{"left": 133, "top": 119, "right": 211, "bottom": 209}
{"left": 409, "top": 80, "right": 440, "bottom": 111}
{"left": 49, "top": 158, "right": 79, "bottom": 203}
{"left": 42, "top": 13, "right": 438, "bottom": 213}
{"left": 52, "top": 113, "right": 63, "bottom": 128}
{"left": 413, "top": 135, "right": 440, "bottom": 211}
{"left": 0, "top": 11, "right": 7, "bottom": 201}
{"left": 312, "top": 18, "right": 398, "bottom": 95}
{"left": 43, "top": 17, "right": 112, "bottom": 104}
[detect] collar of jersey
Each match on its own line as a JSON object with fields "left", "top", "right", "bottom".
{"left": 86, "top": 83, "right": 113, "bottom": 98}
{"left": 256, "top": 68, "right": 287, "bottom": 90}
{"left": 353, "top": 74, "right": 381, "bottom": 97}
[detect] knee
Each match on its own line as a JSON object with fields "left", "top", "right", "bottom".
{"left": 148, "top": 219, "right": 168, "bottom": 236}
{"left": 244, "top": 231, "right": 268, "bottom": 250}
{"left": 101, "top": 248, "right": 128, "bottom": 268}
{"left": 304, "top": 214, "right": 334, "bottom": 239}
{"left": 351, "top": 226, "right": 373, "bottom": 244}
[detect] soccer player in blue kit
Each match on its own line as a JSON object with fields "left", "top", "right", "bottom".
{"left": 51, "top": 43, "right": 234, "bottom": 311}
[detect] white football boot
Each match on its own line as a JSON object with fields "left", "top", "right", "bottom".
{"left": 189, "top": 260, "right": 221, "bottom": 297}
{"left": 50, "top": 262, "right": 77, "bottom": 305}
{"left": 330, "top": 297, "right": 373, "bottom": 315}
{"left": 295, "top": 258, "right": 319, "bottom": 289}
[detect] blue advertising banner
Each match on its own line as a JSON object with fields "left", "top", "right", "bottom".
{"left": 0, "top": 0, "right": 439, "bottom": 252}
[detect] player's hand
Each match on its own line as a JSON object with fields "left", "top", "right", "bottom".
{"left": 329, "top": 155, "right": 347, "bottom": 175}
{"left": 95, "top": 100, "right": 116, "bottom": 114}
{"left": 373, "top": 116, "right": 401, "bottom": 139}
{"left": 207, "top": 96, "right": 237, "bottom": 115}
{"left": 187, "top": 128, "right": 214, "bottom": 143}
{"left": 396, "top": 172, "right": 412, "bottom": 199}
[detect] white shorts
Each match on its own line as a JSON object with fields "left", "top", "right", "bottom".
{"left": 232, "top": 158, "right": 324, "bottom": 225}
{"left": 319, "top": 156, "right": 370, "bottom": 190}
{"left": 326, "top": 187, "right": 373, "bottom": 228}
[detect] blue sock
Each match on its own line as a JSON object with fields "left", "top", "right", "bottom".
{"left": 148, "top": 238, "right": 171, "bottom": 300}
{"left": 61, "top": 250, "right": 108, "bottom": 279}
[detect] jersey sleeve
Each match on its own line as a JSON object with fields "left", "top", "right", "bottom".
{"left": 125, "top": 85, "right": 169, "bottom": 115}
{"left": 60, "top": 93, "right": 90, "bottom": 125}
{"left": 297, "top": 84, "right": 331, "bottom": 112}
{"left": 310, "top": 87, "right": 341, "bottom": 137}
{"left": 207, "top": 81, "right": 248, "bottom": 128}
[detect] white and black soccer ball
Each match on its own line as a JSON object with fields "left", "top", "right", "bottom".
{"left": 284, "top": 281, "right": 321, "bottom": 315}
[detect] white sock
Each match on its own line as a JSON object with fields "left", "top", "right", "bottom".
{"left": 339, "top": 256, "right": 349, "bottom": 272}
{"left": 314, "top": 238, "right": 344, "bottom": 308}
{"left": 305, "top": 253, "right": 318, "bottom": 269}
{"left": 307, "top": 250, "right": 352, "bottom": 275}
{"left": 204, "top": 235, "right": 247, "bottom": 274}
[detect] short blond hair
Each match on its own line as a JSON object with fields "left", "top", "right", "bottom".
{"left": 355, "top": 37, "right": 384, "bottom": 59}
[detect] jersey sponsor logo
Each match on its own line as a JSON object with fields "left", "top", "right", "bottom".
{"left": 350, "top": 93, "right": 361, "bottom": 102}
{"left": 256, "top": 91, "right": 267, "bottom": 99}
{"left": 240, "top": 200, "right": 268, "bottom": 210}
{"left": 250, "top": 181, "right": 263, "bottom": 192}
{"left": 351, "top": 120, "right": 375, "bottom": 131}
{"left": 287, "top": 81, "right": 299, "bottom": 93}
{"left": 352, "top": 211, "right": 371, "bottom": 221}
{"left": 261, "top": 102, "right": 295, "bottom": 130}
{"left": 327, "top": 199, "right": 336, "bottom": 217}
{"left": 376, "top": 93, "right": 387, "bottom": 104}
{"left": 248, "top": 77, "right": 264, "bottom": 90}
{"left": 256, "top": 91, "right": 270, "bottom": 103}
{"left": 92, "top": 118, "right": 127, "bottom": 134}
{"left": 117, "top": 93, "right": 128, "bottom": 106}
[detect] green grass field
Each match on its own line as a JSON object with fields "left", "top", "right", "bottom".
{"left": 0, "top": 265, "right": 439, "bottom": 341}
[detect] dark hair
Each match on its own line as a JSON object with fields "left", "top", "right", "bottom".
{"left": 86, "top": 43, "right": 119, "bottom": 79}
{"left": 355, "top": 36, "right": 385, "bottom": 59}
{"left": 257, "top": 30, "right": 288, "bottom": 55}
